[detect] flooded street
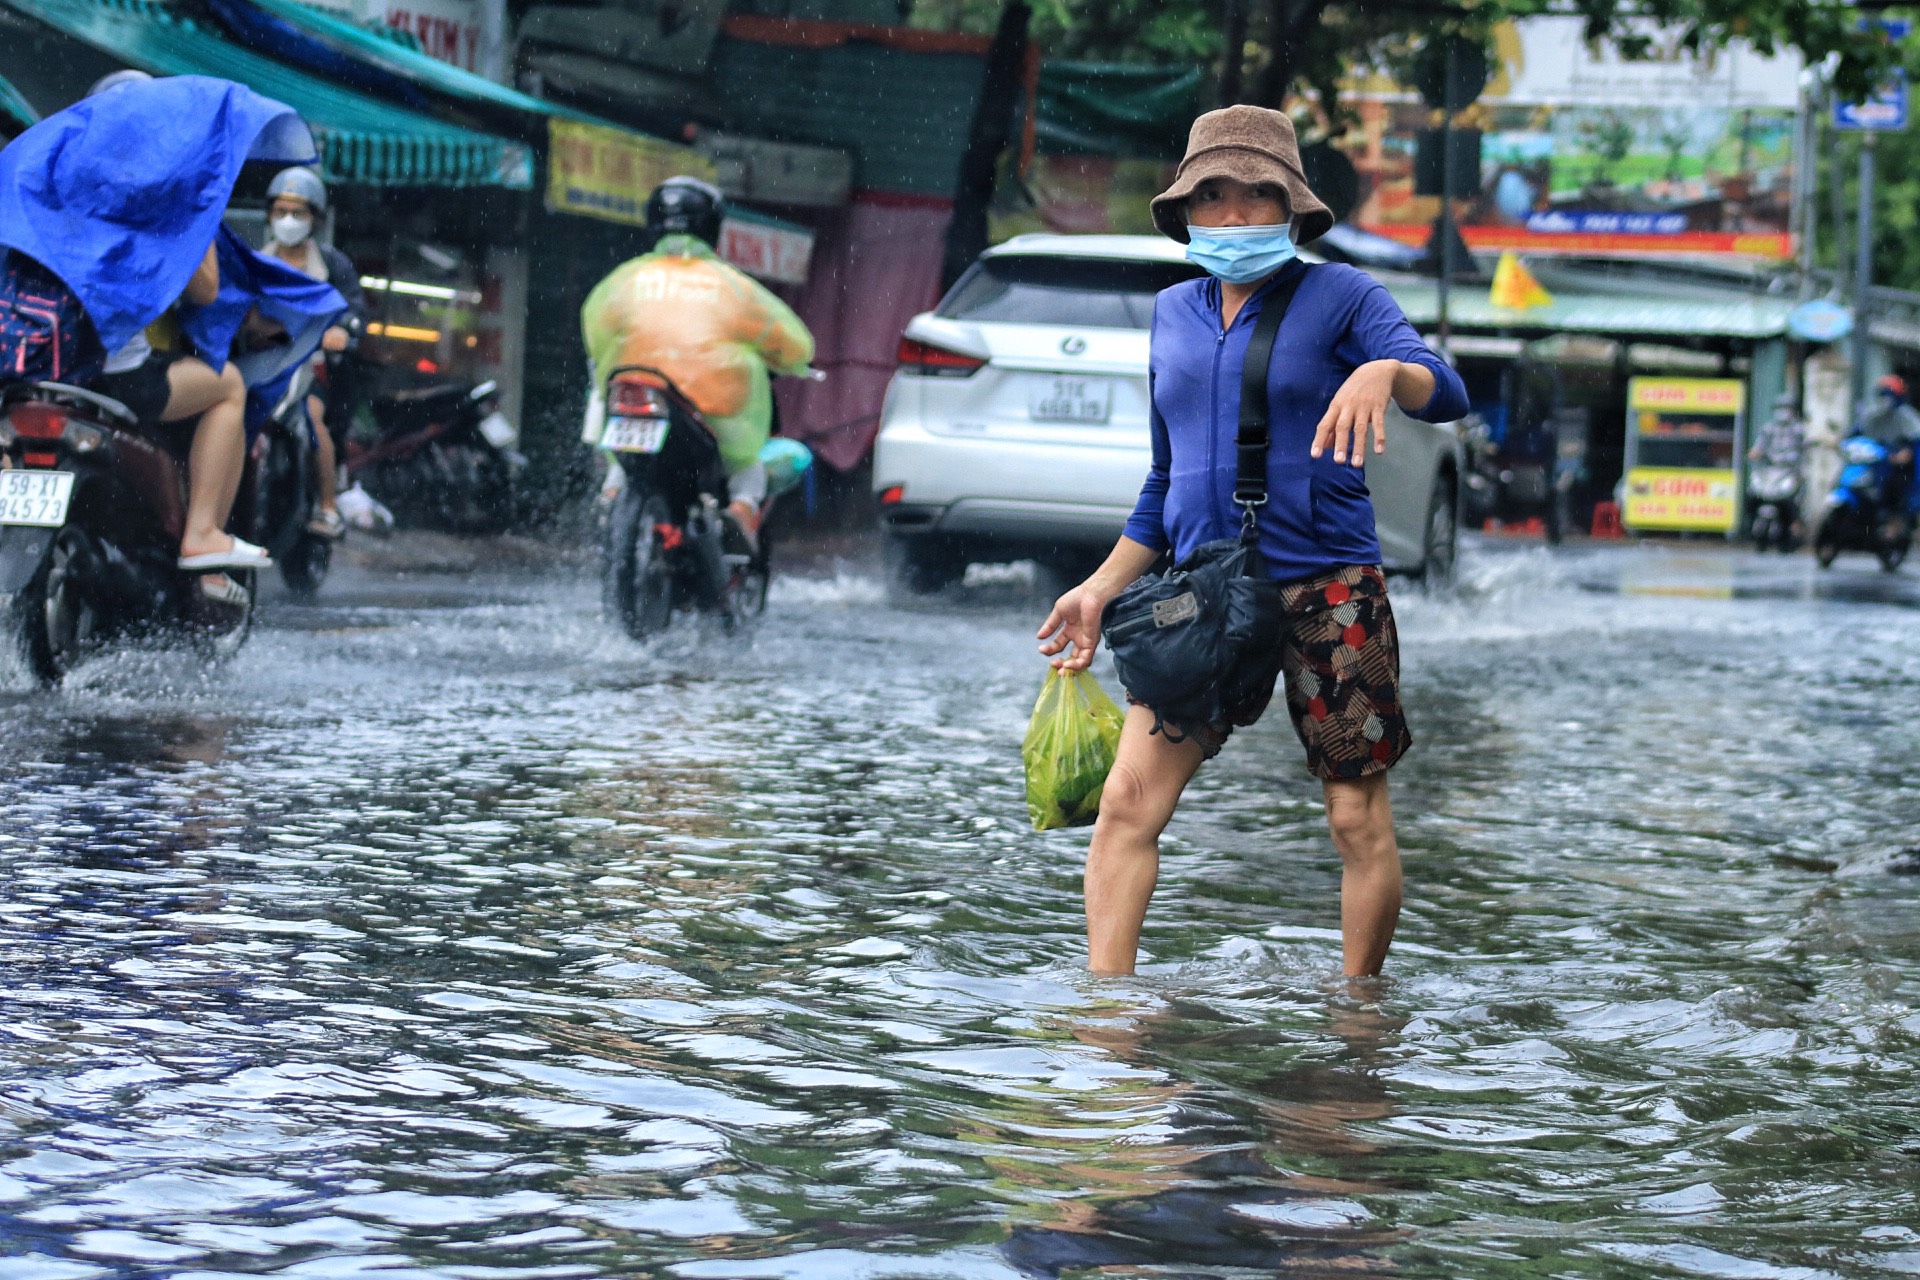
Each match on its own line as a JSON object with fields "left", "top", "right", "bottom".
{"left": 1, "top": 535, "right": 1917, "bottom": 1280}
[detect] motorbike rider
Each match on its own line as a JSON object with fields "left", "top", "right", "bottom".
{"left": 579, "top": 176, "right": 814, "bottom": 545}
{"left": 1859, "top": 374, "right": 1920, "bottom": 513}
{"left": 1746, "top": 393, "right": 1805, "bottom": 541}
{"left": 58, "top": 72, "right": 279, "bottom": 575}
{"left": 259, "top": 166, "right": 367, "bottom": 539}
{"left": 1750, "top": 394, "right": 1805, "bottom": 469}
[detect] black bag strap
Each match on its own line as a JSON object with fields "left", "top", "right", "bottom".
{"left": 1234, "top": 265, "right": 1312, "bottom": 541}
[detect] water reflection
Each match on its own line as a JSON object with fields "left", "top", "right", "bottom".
{"left": 0, "top": 543, "right": 1914, "bottom": 1279}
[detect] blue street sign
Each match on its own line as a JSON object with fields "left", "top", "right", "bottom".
{"left": 1835, "top": 76, "right": 1909, "bottom": 130}
{"left": 1836, "top": 18, "right": 1911, "bottom": 131}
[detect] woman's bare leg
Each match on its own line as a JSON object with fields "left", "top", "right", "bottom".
{"left": 307, "top": 394, "right": 338, "bottom": 515}
{"left": 1322, "top": 772, "right": 1401, "bottom": 977}
{"left": 162, "top": 359, "right": 249, "bottom": 559}
{"left": 1084, "top": 704, "right": 1208, "bottom": 974}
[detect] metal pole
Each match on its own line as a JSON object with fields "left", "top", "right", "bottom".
{"left": 1852, "top": 132, "right": 1876, "bottom": 408}
{"left": 1436, "top": 41, "right": 1455, "bottom": 356}
{"left": 1796, "top": 80, "right": 1817, "bottom": 297}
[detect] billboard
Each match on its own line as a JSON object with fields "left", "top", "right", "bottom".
{"left": 1339, "top": 18, "right": 1803, "bottom": 260}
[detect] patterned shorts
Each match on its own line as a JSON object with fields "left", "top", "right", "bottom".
{"left": 1148, "top": 564, "right": 1413, "bottom": 780}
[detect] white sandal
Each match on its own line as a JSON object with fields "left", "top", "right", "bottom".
{"left": 178, "top": 536, "right": 273, "bottom": 571}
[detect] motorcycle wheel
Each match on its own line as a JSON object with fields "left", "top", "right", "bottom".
{"left": 279, "top": 533, "right": 333, "bottom": 597}
{"left": 189, "top": 570, "right": 256, "bottom": 668}
{"left": 1878, "top": 521, "right": 1911, "bottom": 573}
{"left": 1814, "top": 513, "right": 1842, "bottom": 569}
{"left": 604, "top": 486, "right": 674, "bottom": 639}
{"left": 15, "top": 528, "right": 94, "bottom": 685}
{"left": 1751, "top": 512, "right": 1775, "bottom": 553}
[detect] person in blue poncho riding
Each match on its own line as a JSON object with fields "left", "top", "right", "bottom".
{"left": 0, "top": 73, "right": 318, "bottom": 572}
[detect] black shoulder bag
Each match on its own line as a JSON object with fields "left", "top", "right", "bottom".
{"left": 1099, "top": 267, "right": 1309, "bottom": 739}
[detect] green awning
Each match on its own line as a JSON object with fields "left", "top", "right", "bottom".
{"left": 3, "top": 0, "right": 532, "bottom": 188}
{"left": 0, "top": 71, "right": 38, "bottom": 130}
{"left": 247, "top": 0, "right": 605, "bottom": 127}
{"left": 1383, "top": 278, "right": 1795, "bottom": 341}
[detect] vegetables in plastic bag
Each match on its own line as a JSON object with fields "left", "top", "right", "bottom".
{"left": 1022, "top": 668, "right": 1125, "bottom": 831}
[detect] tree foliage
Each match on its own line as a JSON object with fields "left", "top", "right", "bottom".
{"left": 910, "top": 0, "right": 1901, "bottom": 111}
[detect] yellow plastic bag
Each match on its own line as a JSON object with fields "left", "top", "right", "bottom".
{"left": 1022, "top": 668, "right": 1126, "bottom": 831}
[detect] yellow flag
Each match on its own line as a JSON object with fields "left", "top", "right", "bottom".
{"left": 1489, "top": 251, "right": 1553, "bottom": 310}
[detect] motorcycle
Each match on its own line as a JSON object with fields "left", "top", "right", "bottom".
{"left": 1746, "top": 462, "right": 1802, "bottom": 554}
{"left": 599, "top": 365, "right": 775, "bottom": 639}
{"left": 0, "top": 381, "right": 254, "bottom": 683}
{"left": 1814, "top": 434, "right": 1913, "bottom": 572}
{"left": 348, "top": 379, "right": 522, "bottom": 534}
{"left": 239, "top": 366, "right": 332, "bottom": 595}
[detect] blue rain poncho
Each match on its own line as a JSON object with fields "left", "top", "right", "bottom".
{"left": 0, "top": 75, "right": 315, "bottom": 356}
{"left": 185, "top": 224, "right": 345, "bottom": 387}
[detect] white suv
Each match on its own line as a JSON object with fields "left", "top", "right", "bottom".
{"left": 871, "top": 234, "right": 1461, "bottom": 593}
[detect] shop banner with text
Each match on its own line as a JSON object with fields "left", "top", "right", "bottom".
{"left": 546, "top": 120, "right": 715, "bottom": 227}
{"left": 1622, "top": 377, "right": 1746, "bottom": 533}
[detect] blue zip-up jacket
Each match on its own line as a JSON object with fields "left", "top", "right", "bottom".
{"left": 1122, "top": 262, "right": 1469, "bottom": 582}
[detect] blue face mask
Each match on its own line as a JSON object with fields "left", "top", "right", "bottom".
{"left": 1185, "top": 223, "right": 1297, "bottom": 284}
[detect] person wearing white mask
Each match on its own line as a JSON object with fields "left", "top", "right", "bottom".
{"left": 262, "top": 166, "right": 366, "bottom": 538}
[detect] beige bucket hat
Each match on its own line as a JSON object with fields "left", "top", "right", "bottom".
{"left": 1151, "top": 106, "right": 1334, "bottom": 245}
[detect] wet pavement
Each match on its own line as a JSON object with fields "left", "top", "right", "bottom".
{"left": 0, "top": 532, "right": 1917, "bottom": 1280}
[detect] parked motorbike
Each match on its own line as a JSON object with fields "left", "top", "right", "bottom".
{"left": 0, "top": 381, "right": 254, "bottom": 683}
{"left": 238, "top": 366, "right": 332, "bottom": 595}
{"left": 1746, "top": 462, "right": 1801, "bottom": 554}
{"left": 599, "top": 365, "right": 772, "bottom": 639}
{"left": 1814, "top": 434, "right": 1912, "bottom": 572}
{"left": 348, "top": 379, "right": 522, "bottom": 533}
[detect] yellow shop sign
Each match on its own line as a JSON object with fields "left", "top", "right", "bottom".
{"left": 546, "top": 120, "right": 715, "bottom": 228}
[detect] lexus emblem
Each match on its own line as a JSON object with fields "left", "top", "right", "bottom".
{"left": 1060, "top": 335, "right": 1087, "bottom": 355}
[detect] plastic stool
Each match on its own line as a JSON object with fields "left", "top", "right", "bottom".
{"left": 1590, "top": 501, "right": 1624, "bottom": 539}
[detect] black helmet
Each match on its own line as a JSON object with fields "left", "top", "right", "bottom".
{"left": 644, "top": 176, "right": 725, "bottom": 247}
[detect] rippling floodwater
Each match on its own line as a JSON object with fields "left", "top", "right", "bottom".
{"left": 1, "top": 538, "right": 1917, "bottom": 1280}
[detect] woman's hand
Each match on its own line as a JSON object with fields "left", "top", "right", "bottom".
{"left": 1312, "top": 359, "right": 1401, "bottom": 467}
{"left": 1039, "top": 538, "right": 1159, "bottom": 670}
{"left": 321, "top": 326, "right": 350, "bottom": 354}
{"left": 1038, "top": 582, "right": 1108, "bottom": 671}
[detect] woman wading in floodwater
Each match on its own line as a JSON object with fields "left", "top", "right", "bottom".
{"left": 1037, "top": 107, "right": 1468, "bottom": 978}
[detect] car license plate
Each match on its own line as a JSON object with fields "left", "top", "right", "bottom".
{"left": 603, "top": 416, "right": 669, "bottom": 453}
{"left": 0, "top": 470, "right": 73, "bottom": 527}
{"left": 1029, "top": 375, "right": 1113, "bottom": 424}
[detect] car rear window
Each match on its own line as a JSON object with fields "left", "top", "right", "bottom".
{"left": 936, "top": 255, "right": 1204, "bottom": 329}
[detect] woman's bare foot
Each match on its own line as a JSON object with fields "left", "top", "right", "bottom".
{"left": 179, "top": 530, "right": 238, "bottom": 560}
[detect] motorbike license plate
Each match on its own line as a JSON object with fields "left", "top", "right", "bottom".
{"left": 477, "top": 410, "right": 518, "bottom": 448}
{"left": 603, "top": 416, "right": 670, "bottom": 453}
{"left": 0, "top": 470, "right": 73, "bottom": 527}
{"left": 1029, "top": 375, "right": 1113, "bottom": 424}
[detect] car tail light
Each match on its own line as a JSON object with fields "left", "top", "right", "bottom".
{"left": 878, "top": 484, "right": 905, "bottom": 505}
{"left": 611, "top": 378, "right": 670, "bottom": 417}
{"left": 10, "top": 402, "right": 67, "bottom": 439}
{"left": 897, "top": 336, "right": 985, "bottom": 377}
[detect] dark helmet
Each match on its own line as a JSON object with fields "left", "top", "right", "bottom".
{"left": 644, "top": 176, "right": 725, "bottom": 247}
